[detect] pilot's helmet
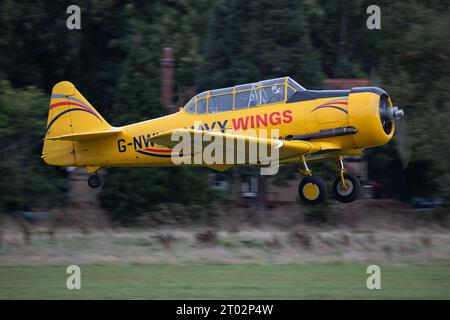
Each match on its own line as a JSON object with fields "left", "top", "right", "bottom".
{"left": 272, "top": 85, "right": 281, "bottom": 94}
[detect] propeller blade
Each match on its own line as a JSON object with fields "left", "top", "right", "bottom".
{"left": 394, "top": 111, "right": 411, "bottom": 170}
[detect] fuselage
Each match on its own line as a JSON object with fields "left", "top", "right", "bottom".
{"left": 72, "top": 87, "right": 395, "bottom": 168}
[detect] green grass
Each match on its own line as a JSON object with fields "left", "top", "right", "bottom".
{"left": 0, "top": 264, "right": 449, "bottom": 299}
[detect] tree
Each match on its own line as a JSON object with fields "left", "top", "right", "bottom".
{"left": 96, "top": 1, "right": 218, "bottom": 223}
{"left": 368, "top": 1, "right": 450, "bottom": 199}
{"left": 0, "top": 81, "right": 67, "bottom": 212}
{"left": 199, "top": 0, "right": 324, "bottom": 90}
{"left": 99, "top": 167, "right": 216, "bottom": 224}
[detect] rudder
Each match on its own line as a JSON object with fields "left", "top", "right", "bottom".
{"left": 46, "top": 81, "right": 111, "bottom": 137}
{"left": 42, "top": 81, "right": 112, "bottom": 166}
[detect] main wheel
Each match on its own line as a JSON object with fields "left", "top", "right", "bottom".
{"left": 87, "top": 174, "right": 101, "bottom": 189}
{"left": 298, "top": 175, "right": 327, "bottom": 205}
{"left": 332, "top": 174, "right": 361, "bottom": 203}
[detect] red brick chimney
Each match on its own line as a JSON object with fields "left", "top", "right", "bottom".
{"left": 161, "top": 47, "right": 174, "bottom": 111}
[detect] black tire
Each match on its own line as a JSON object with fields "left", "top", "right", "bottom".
{"left": 332, "top": 174, "right": 361, "bottom": 203}
{"left": 87, "top": 174, "right": 102, "bottom": 189}
{"left": 298, "top": 175, "right": 327, "bottom": 205}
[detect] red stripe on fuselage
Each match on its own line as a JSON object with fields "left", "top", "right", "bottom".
{"left": 144, "top": 148, "right": 172, "bottom": 153}
{"left": 322, "top": 101, "right": 348, "bottom": 106}
{"left": 328, "top": 101, "right": 347, "bottom": 105}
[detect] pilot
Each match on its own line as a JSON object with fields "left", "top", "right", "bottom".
{"left": 248, "top": 90, "right": 258, "bottom": 107}
{"left": 271, "top": 85, "right": 283, "bottom": 103}
{"left": 209, "top": 102, "right": 219, "bottom": 113}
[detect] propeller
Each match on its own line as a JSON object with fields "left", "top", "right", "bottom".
{"left": 394, "top": 110, "right": 411, "bottom": 170}
{"left": 379, "top": 95, "right": 410, "bottom": 169}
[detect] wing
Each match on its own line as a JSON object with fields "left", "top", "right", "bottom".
{"left": 149, "top": 128, "right": 341, "bottom": 170}
{"left": 150, "top": 128, "right": 309, "bottom": 158}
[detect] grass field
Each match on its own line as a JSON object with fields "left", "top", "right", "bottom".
{"left": 1, "top": 264, "right": 449, "bottom": 299}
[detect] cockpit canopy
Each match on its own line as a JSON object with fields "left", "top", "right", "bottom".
{"left": 184, "top": 77, "right": 305, "bottom": 114}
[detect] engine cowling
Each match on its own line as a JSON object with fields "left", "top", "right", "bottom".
{"left": 347, "top": 87, "right": 402, "bottom": 149}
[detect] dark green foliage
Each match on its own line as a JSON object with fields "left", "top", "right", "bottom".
{"left": 0, "top": 81, "right": 67, "bottom": 212}
{"left": 362, "top": 1, "right": 450, "bottom": 200}
{"left": 0, "top": 0, "right": 450, "bottom": 220}
{"left": 199, "top": 0, "right": 324, "bottom": 90}
{"left": 99, "top": 167, "right": 216, "bottom": 224}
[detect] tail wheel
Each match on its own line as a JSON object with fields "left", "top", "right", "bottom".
{"left": 332, "top": 174, "right": 361, "bottom": 203}
{"left": 298, "top": 176, "right": 327, "bottom": 205}
{"left": 88, "top": 174, "right": 102, "bottom": 189}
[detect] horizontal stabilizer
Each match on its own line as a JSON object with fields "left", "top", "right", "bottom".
{"left": 44, "top": 129, "right": 121, "bottom": 141}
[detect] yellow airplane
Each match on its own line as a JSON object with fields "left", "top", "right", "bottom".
{"left": 42, "top": 77, "right": 404, "bottom": 204}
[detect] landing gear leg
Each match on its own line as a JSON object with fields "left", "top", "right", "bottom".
{"left": 298, "top": 155, "right": 327, "bottom": 205}
{"left": 332, "top": 156, "right": 361, "bottom": 203}
{"left": 299, "top": 155, "right": 312, "bottom": 176}
{"left": 337, "top": 156, "right": 347, "bottom": 191}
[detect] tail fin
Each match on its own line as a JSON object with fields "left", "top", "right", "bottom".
{"left": 42, "top": 81, "right": 113, "bottom": 166}
{"left": 45, "top": 81, "right": 111, "bottom": 137}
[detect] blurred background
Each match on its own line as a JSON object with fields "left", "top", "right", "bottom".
{"left": 0, "top": 0, "right": 450, "bottom": 299}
